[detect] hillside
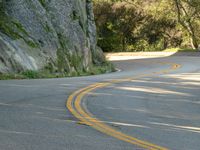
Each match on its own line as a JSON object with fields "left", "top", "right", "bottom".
{"left": 0, "top": 0, "right": 105, "bottom": 75}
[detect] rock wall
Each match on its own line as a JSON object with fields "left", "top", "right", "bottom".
{"left": 0, "top": 0, "right": 105, "bottom": 74}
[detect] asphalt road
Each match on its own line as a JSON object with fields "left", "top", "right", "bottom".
{"left": 0, "top": 54, "right": 200, "bottom": 150}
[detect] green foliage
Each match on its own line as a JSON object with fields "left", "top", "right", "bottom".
{"left": 172, "top": 0, "right": 200, "bottom": 49}
{"left": 44, "top": 22, "right": 52, "bottom": 33}
{"left": 21, "top": 70, "right": 39, "bottom": 78}
{"left": 57, "top": 33, "right": 84, "bottom": 74}
{"left": 39, "top": 0, "right": 46, "bottom": 8}
{"left": 25, "top": 40, "right": 39, "bottom": 48}
{"left": 164, "top": 48, "right": 198, "bottom": 52}
{"left": 0, "top": 3, "right": 39, "bottom": 48}
{"left": 0, "top": 61, "right": 115, "bottom": 80}
{"left": 57, "top": 33, "right": 71, "bottom": 73}
{"left": 0, "top": 3, "right": 28, "bottom": 39}
{"left": 94, "top": 0, "right": 200, "bottom": 52}
{"left": 89, "top": 61, "right": 115, "bottom": 75}
{"left": 71, "top": 10, "right": 80, "bottom": 20}
{"left": 0, "top": 73, "right": 23, "bottom": 80}
{"left": 0, "top": 16, "right": 22, "bottom": 39}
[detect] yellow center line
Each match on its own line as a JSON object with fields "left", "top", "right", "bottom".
{"left": 66, "top": 62, "right": 181, "bottom": 150}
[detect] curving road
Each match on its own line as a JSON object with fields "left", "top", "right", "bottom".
{"left": 0, "top": 54, "right": 200, "bottom": 150}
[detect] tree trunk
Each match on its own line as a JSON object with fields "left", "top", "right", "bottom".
{"left": 190, "top": 36, "right": 198, "bottom": 49}
{"left": 173, "top": 0, "right": 198, "bottom": 49}
{"left": 122, "top": 37, "right": 126, "bottom": 51}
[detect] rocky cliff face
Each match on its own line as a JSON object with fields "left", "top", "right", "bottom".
{"left": 0, "top": 0, "right": 105, "bottom": 74}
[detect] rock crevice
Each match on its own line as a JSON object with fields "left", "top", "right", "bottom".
{"left": 0, "top": 0, "right": 105, "bottom": 73}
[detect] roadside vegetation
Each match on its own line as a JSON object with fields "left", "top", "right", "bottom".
{"left": 163, "top": 48, "right": 199, "bottom": 52}
{"left": 1, "top": 0, "right": 199, "bottom": 80}
{"left": 94, "top": 0, "right": 200, "bottom": 52}
{"left": 0, "top": 62, "right": 115, "bottom": 80}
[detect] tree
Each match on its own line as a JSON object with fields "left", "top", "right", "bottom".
{"left": 94, "top": 0, "right": 200, "bottom": 52}
{"left": 173, "top": 0, "right": 200, "bottom": 49}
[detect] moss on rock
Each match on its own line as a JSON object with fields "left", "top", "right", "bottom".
{"left": 0, "top": 0, "right": 112, "bottom": 78}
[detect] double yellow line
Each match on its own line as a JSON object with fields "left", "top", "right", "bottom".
{"left": 66, "top": 63, "right": 181, "bottom": 150}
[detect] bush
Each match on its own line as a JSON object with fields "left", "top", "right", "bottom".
{"left": 94, "top": 0, "right": 192, "bottom": 52}
{"left": 21, "top": 70, "right": 39, "bottom": 79}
